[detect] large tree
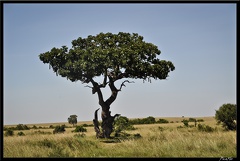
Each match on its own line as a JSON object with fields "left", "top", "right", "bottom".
{"left": 215, "top": 103, "right": 236, "bottom": 130}
{"left": 39, "top": 32, "right": 175, "bottom": 138}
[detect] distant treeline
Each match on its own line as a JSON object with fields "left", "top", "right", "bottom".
{"left": 4, "top": 117, "right": 204, "bottom": 131}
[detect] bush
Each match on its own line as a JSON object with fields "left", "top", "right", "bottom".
{"left": 157, "top": 119, "right": 169, "bottom": 124}
{"left": 32, "top": 125, "right": 38, "bottom": 129}
{"left": 197, "top": 124, "right": 215, "bottom": 132}
{"left": 188, "top": 118, "right": 196, "bottom": 122}
{"left": 143, "top": 116, "right": 156, "bottom": 124}
{"left": 5, "top": 129, "right": 14, "bottom": 136}
{"left": 114, "top": 116, "right": 135, "bottom": 132}
{"left": 72, "top": 125, "right": 87, "bottom": 132}
{"left": 197, "top": 119, "right": 204, "bottom": 122}
{"left": 15, "top": 124, "right": 29, "bottom": 130}
{"left": 182, "top": 119, "right": 189, "bottom": 127}
{"left": 17, "top": 131, "right": 25, "bottom": 136}
{"left": 215, "top": 103, "right": 236, "bottom": 130}
{"left": 53, "top": 125, "right": 66, "bottom": 134}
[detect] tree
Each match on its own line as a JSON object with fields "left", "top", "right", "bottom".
{"left": 68, "top": 115, "right": 78, "bottom": 127}
{"left": 215, "top": 103, "right": 236, "bottom": 130}
{"left": 39, "top": 32, "right": 175, "bottom": 138}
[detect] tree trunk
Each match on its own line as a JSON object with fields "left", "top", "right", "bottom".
{"left": 93, "top": 104, "right": 120, "bottom": 138}
{"left": 91, "top": 78, "right": 120, "bottom": 138}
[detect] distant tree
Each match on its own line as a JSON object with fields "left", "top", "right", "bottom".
{"left": 215, "top": 103, "right": 236, "bottom": 130}
{"left": 68, "top": 115, "right": 78, "bottom": 127}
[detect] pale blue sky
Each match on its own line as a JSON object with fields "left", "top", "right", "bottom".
{"left": 3, "top": 3, "right": 236, "bottom": 125}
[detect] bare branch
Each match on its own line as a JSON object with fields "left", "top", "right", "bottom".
{"left": 85, "top": 85, "right": 93, "bottom": 89}
{"left": 118, "top": 80, "right": 134, "bottom": 91}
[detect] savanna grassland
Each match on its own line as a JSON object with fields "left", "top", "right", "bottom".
{"left": 3, "top": 116, "right": 236, "bottom": 158}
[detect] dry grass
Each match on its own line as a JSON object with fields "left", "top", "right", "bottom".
{"left": 3, "top": 116, "right": 236, "bottom": 158}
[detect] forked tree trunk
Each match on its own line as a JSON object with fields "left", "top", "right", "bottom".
{"left": 91, "top": 78, "right": 120, "bottom": 138}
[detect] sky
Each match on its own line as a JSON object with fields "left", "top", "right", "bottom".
{"left": 3, "top": 3, "right": 236, "bottom": 125}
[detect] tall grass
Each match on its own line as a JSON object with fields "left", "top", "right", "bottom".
{"left": 3, "top": 117, "right": 236, "bottom": 158}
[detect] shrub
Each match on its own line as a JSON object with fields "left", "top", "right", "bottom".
{"left": 3, "top": 126, "right": 8, "bottom": 131}
{"left": 114, "top": 116, "right": 135, "bottom": 132}
{"left": 197, "top": 119, "right": 204, "bottom": 122}
{"left": 188, "top": 118, "right": 196, "bottom": 122}
{"left": 182, "top": 119, "right": 189, "bottom": 127}
{"left": 142, "top": 116, "right": 156, "bottom": 124}
{"left": 5, "top": 129, "right": 14, "bottom": 136}
{"left": 82, "top": 124, "right": 89, "bottom": 127}
{"left": 197, "top": 124, "right": 215, "bottom": 132}
{"left": 17, "top": 131, "right": 25, "bottom": 136}
{"left": 72, "top": 125, "right": 87, "bottom": 132}
{"left": 15, "top": 124, "right": 29, "bottom": 130}
{"left": 53, "top": 125, "right": 66, "bottom": 134}
{"left": 32, "top": 125, "right": 38, "bottom": 129}
{"left": 157, "top": 119, "right": 169, "bottom": 124}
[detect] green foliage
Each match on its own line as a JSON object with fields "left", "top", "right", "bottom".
{"left": 142, "top": 116, "right": 156, "bottom": 124}
{"left": 72, "top": 125, "right": 87, "bottom": 132}
{"left": 17, "top": 131, "right": 25, "bottom": 136}
{"left": 197, "top": 124, "right": 215, "bottom": 132}
{"left": 39, "top": 32, "right": 175, "bottom": 83}
{"left": 32, "top": 125, "right": 38, "bottom": 129}
{"left": 157, "top": 119, "right": 169, "bottom": 124}
{"left": 68, "top": 115, "right": 78, "bottom": 127}
{"left": 197, "top": 119, "right": 204, "bottom": 122}
{"left": 114, "top": 116, "right": 135, "bottom": 134}
{"left": 182, "top": 119, "right": 189, "bottom": 127}
{"left": 15, "top": 124, "right": 30, "bottom": 130}
{"left": 53, "top": 125, "right": 66, "bottom": 134}
{"left": 4, "top": 129, "right": 14, "bottom": 136}
{"left": 49, "top": 125, "right": 54, "bottom": 129}
{"left": 130, "top": 116, "right": 156, "bottom": 124}
{"left": 215, "top": 103, "right": 236, "bottom": 130}
{"left": 188, "top": 118, "right": 196, "bottom": 122}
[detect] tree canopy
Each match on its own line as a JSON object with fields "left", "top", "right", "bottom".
{"left": 215, "top": 103, "right": 236, "bottom": 130}
{"left": 68, "top": 115, "right": 78, "bottom": 127}
{"left": 39, "top": 32, "right": 175, "bottom": 85}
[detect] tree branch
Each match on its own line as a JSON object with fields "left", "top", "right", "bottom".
{"left": 90, "top": 79, "right": 105, "bottom": 106}
{"left": 105, "top": 76, "right": 118, "bottom": 107}
{"left": 118, "top": 80, "right": 134, "bottom": 91}
{"left": 84, "top": 85, "right": 93, "bottom": 89}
